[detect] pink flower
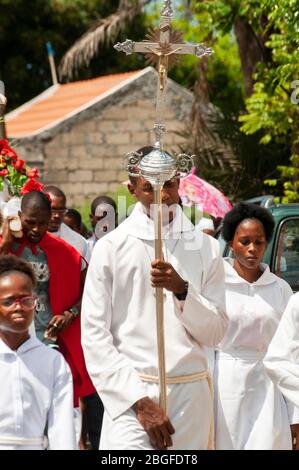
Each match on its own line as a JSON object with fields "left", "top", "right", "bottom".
{"left": 20, "top": 179, "right": 44, "bottom": 195}
{"left": 27, "top": 167, "right": 40, "bottom": 179}
{"left": 0, "top": 169, "right": 8, "bottom": 177}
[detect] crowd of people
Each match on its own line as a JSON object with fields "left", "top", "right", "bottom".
{"left": 0, "top": 147, "right": 299, "bottom": 450}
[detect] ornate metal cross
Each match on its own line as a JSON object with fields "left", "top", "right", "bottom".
{"left": 115, "top": 0, "right": 213, "bottom": 150}
{"left": 114, "top": 1, "right": 214, "bottom": 415}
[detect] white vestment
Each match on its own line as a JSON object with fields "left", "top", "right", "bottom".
{"left": 0, "top": 336, "right": 76, "bottom": 450}
{"left": 81, "top": 202, "right": 228, "bottom": 450}
{"left": 86, "top": 233, "right": 97, "bottom": 262}
{"left": 53, "top": 222, "right": 89, "bottom": 260}
{"left": 264, "top": 293, "right": 299, "bottom": 412}
{"left": 215, "top": 258, "right": 294, "bottom": 450}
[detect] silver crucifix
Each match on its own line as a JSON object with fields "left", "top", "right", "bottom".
{"left": 114, "top": 0, "right": 213, "bottom": 150}
{"left": 114, "top": 1, "right": 214, "bottom": 415}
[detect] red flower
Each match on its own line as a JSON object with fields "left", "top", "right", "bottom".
{"left": 1, "top": 147, "right": 18, "bottom": 160}
{"left": 27, "top": 167, "right": 40, "bottom": 179}
{"left": 0, "top": 139, "right": 9, "bottom": 152}
{"left": 13, "top": 159, "right": 25, "bottom": 171}
{"left": 20, "top": 179, "right": 44, "bottom": 195}
{"left": 0, "top": 169, "right": 8, "bottom": 177}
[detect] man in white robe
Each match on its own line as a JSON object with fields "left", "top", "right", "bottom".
{"left": 81, "top": 174, "right": 228, "bottom": 450}
{"left": 264, "top": 292, "right": 299, "bottom": 449}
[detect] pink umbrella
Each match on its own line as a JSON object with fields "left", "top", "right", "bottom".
{"left": 179, "top": 168, "right": 232, "bottom": 218}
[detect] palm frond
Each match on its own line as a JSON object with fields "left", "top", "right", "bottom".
{"left": 59, "top": 0, "right": 149, "bottom": 80}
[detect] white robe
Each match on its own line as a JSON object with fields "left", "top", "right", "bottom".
{"left": 264, "top": 293, "right": 299, "bottom": 413}
{"left": 53, "top": 222, "right": 89, "bottom": 260}
{"left": 81, "top": 202, "right": 228, "bottom": 450}
{"left": 0, "top": 336, "right": 76, "bottom": 450}
{"left": 215, "top": 258, "right": 294, "bottom": 450}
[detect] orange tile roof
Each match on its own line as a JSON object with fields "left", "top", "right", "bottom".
{"left": 6, "top": 71, "right": 141, "bottom": 138}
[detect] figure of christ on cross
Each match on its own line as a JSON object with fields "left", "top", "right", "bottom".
{"left": 114, "top": 1, "right": 212, "bottom": 145}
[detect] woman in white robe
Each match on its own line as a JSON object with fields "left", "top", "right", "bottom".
{"left": 215, "top": 202, "right": 295, "bottom": 450}
{"left": 264, "top": 293, "right": 299, "bottom": 448}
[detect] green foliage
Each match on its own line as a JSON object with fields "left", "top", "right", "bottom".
{"left": 182, "top": 0, "right": 299, "bottom": 202}
{"left": 265, "top": 155, "right": 299, "bottom": 203}
{"left": 235, "top": 0, "right": 299, "bottom": 202}
{"left": 169, "top": 2, "right": 245, "bottom": 114}
{"left": 3, "top": 0, "right": 298, "bottom": 204}
{"left": 0, "top": 0, "right": 147, "bottom": 111}
{"left": 166, "top": 0, "right": 290, "bottom": 200}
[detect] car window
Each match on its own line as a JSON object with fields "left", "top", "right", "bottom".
{"left": 272, "top": 217, "right": 299, "bottom": 292}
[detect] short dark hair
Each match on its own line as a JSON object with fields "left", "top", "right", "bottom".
{"left": 21, "top": 190, "right": 51, "bottom": 214}
{"left": 91, "top": 196, "right": 117, "bottom": 215}
{"left": 65, "top": 208, "right": 82, "bottom": 227}
{"left": 0, "top": 255, "right": 37, "bottom": 288}
{"left": 43, "top": 185, "right": 66, "bottom": 204}
{"left": 222, "top": 202, "right": 275, "bottom": 242}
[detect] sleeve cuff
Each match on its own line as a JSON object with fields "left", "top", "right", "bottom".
{"left": 95, "top": 365, "right": 148, "bottom": 420}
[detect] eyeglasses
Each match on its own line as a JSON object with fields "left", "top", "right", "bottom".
{"left": 0, "top": 296, "right": 37, "bottom": 310}
{"left": 51, "top": 209, "right": 67, "bottom": 215}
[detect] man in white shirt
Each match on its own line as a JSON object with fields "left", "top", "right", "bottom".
{"left": 81, "top": 148, "right": 228, "bottom": 450}
{"left": 43, "top": 186, "right": 88, "bottom": 260}
{"left": 264, "top": 293, "right": 299, "bottom": 449}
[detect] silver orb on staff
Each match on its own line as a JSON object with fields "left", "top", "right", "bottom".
{"left": 115, "top": 0, "right": 213, "bottom": 413}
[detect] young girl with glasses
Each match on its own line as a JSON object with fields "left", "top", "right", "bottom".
{"left": 0, "top": 255, "right": 76, "bottom": 449}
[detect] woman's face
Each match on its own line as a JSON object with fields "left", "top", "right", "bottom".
{"left": 230, "top": 219, "right": 267, "bottom": 271}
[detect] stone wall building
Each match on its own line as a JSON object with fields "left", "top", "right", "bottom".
{"left": 6, "top": 68, "right": 193, "bottom": 204}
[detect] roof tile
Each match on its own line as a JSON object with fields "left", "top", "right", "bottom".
{"left": 6, "top": 71, "right": 140, "bottom": 138}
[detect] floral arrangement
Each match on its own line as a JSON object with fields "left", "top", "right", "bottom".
{"left": 0, "top": 138, "right": 43, "bottom": 198}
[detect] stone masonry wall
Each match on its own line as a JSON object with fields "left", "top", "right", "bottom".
{"left": 14, "top": 70, "right": 193, "bottom": 205}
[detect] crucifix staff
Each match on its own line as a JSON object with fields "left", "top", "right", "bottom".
{"left": 115, "top": 0, "right": 213, "bottom": 414}
{"left": 115, "top": 0, "right": 212, "bottom": 150}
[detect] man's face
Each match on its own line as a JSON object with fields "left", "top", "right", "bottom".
{"left": 20, "top": 207, "right": 50, "bottom": 244}
{"left": 47, "top": 194, "right": 67, "bottom": 232}
{"left": 128, "top": 177, "right": 180, "bottom": 219}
